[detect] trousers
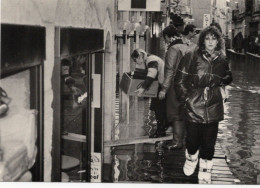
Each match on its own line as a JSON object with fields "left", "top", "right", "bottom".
{"left": 150, "top": 85, "right": 167, "bottom": 132}
{"left": 186, "top": 121, "right": 219, "bottom": 160}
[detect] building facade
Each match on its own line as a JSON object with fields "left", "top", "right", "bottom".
{"left": 1, "top": 0, "right": 115, "bottom": 182}
{"left": 1, "top": 0, "right": 170, "bottom": 182}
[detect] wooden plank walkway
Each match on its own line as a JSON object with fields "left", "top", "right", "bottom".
{"left": 106, "top": 133, "right": 241, "bottom": 184}
{"left": 111, "top": 90, "right": 240, "bottom": 184}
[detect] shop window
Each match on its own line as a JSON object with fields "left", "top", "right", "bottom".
{"left": 131, "top": 0, "right": 146, "bottom": 9}
{"left": 0, "top": 24, "right": 45, "bottom": 181}
{"left": 53, "top": 27, "right": 104, "bottom": 182}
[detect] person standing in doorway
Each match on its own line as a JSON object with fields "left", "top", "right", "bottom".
{"left": 255, "top": 31, "right": 260, "bottom": 55}
{"left": 158, "top": 24, "right": 189, "bottom": 150}
{"left": 174, "top": 26, "right": 233, "bottom": 183}
{"left": 131, "top": 49, "right": 167, "bottom": 138}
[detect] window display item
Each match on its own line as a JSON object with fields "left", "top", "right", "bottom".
{"left": 0, "top": 107, "right": 37, "bottom": 173}
{"left": 0, "top": 87, "right": 11, "bottom": 118}
{"left": 0, "top": 141, "right": 29, "bottom": 181}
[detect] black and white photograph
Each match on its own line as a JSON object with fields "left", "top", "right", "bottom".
{"left": 0, "top": 0, "right": 260, "bottom": 185}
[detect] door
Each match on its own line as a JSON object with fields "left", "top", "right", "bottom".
{"left": 52, "top": 27, "right": 104, "bottom": 182}
{"left": 89, "top": 52, "right": 104, "bottom": 182}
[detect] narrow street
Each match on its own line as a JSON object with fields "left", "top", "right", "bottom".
{"left": 218, "top": 52, "right": 260, "bottom": 184}
{"left": 106, "top": 52, "right": 260, "bottom": 184}
{"left": 1, "top": 0, "right": 260, "bottom": 183}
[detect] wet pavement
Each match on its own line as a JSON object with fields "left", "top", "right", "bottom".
{"left": 109, "top": 56, "right": 260, "bottom": 184}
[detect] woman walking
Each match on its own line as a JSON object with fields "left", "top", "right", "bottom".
{"left": 174, "top": 26, "right": 233, "bottom": 183}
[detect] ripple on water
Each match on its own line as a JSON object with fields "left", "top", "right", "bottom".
{"left": 218, "top": 60, "right": 260, "bottom": 184}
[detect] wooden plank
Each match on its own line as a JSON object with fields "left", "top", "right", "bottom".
{"left": 212, "top": 180, "right": 234, "bottom": 184}
{"left": 247, "top": 52, "right": 260, "bottom": 58}
{"left": 105, "top": 134, "right": 173, "bottom": 146}
{"left": 108, "top": 128, "right": 240, "bottom": 184}
{"left": 212, "top": 174, "right": 235, "bottom": 179}
{"left": 213, "top": 158, "right": 228, "bottom": 163}
{"left": 212, "top": 170, "right": 233, "bottom": 175}
{"left": 213, "top": 166, "right": 230, "bottom": 171}
{"left": 212, "top": 177, "right": 235, "bottom": 182}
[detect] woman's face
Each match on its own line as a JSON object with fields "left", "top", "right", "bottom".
{"left": 204, "top": 34, "right": 218, "bottom": 52}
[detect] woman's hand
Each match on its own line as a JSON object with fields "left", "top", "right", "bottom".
{"left": 158, "top": 91, "right": 166, "bottom": 100}
{"left": 135, "top": 88, "right": 145, "bottom": 97}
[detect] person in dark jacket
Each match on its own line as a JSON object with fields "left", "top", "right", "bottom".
{"left": 233, "top": 32, "right": 243, "bottom": 53}
{"left": 131, "top": 49, "right": 166, "bottom": 138}
{"left": 159, "top": 24, "right": 189, "bottom": 150}
{"left": 174, "top": 26, "right": 233, "bottom": 183}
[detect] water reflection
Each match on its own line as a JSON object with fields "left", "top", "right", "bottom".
{"left": 218, "top": 59, "right": 260, "bottom": 184}
{"left": 110, "top": 58, "right": 260, "bottom": 184}
{"left": 111, "top": 143, "right": 198, "bottom": 184}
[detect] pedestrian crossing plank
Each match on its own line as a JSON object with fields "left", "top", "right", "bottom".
{"left": 214, "top": 162, "right": 228, "bottom": 167}
{"left": 212, "top": 180, "right": 234, "bottom": 185}
{"left": 213, "top": 159, "right": 228, "bottom": 164}
{"left": 212, "top": 158, "right": 228, "bottom": 166}
{"left": 212, "top": 169, "right": 233, "bottom": 175}
{"left": 213, "top": 163, "right": 229, "bottom": 168}
{"left": 212, "top": 173, "right": 235, "bottom": 179}
{"left": 105, "top": 134, "right": 173, "bottom": 147}
{"left": 213, "top": 166, "right": 230, "bottom": 171}
{"left": 212, "top": 177, "right": 236, "bottom": 182}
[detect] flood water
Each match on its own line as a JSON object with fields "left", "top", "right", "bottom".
{"left": 217, "top": 58, "right": 260, "bottom": 184}
{"left": 110, "top": 57, "right": 260, "bottom": 184}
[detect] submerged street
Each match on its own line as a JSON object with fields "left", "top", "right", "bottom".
{"left": 218, "top": 56, "right": 260, "bottom": 184}
{"left": 109, "top": 55, "right": 260, "bottom": 184}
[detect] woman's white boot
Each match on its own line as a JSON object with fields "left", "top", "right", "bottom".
{"left": 183, "top": 149, "right": 199, "bottom": 176}
{"left": 198, "top": 159, "right": 213, "bottom": 184}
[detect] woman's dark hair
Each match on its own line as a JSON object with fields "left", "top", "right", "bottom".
{"left": 210, "top": 22, "right": 222, "bottom": 34}
{"left": 198, "top": 26, "right": 223, "bottom": 53}
{"left": 162, "top": 24, "right": 180, "bottom": 39}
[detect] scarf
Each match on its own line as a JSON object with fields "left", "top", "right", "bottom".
{"left": 202, "top": 50, "right": 221, "bottom": 62}
{"left": 167, "top": 37, "right": 183, "bottom": 50}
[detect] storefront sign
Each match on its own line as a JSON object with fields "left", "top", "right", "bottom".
{"left": 169, "top": 0, "right": 179, "bottom": 8}
{"left": 203, "top": 14, "right": 211, "bottom": 28}
{"left": 118, "top": 0, "right": 161, "bottom": 11}
{"left": 91, "top": 152, "right": 101, "bottom": 182}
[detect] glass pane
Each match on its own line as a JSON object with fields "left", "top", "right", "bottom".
{"left": 61, "top": 54, "right": 88, "bottom": 182}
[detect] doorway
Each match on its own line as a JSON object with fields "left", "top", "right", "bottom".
{"left": 53, "top": 27, "right": 104, "bottom": 182}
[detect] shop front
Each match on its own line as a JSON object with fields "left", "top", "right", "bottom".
{"left": 52, "top": 27, "right": 105, "bottom": 182}
{"left": 1, "top": 0, "right": 115, "bottom": 182}
{"left": 0, "top": 24, "right": 45, "bottom": 181}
